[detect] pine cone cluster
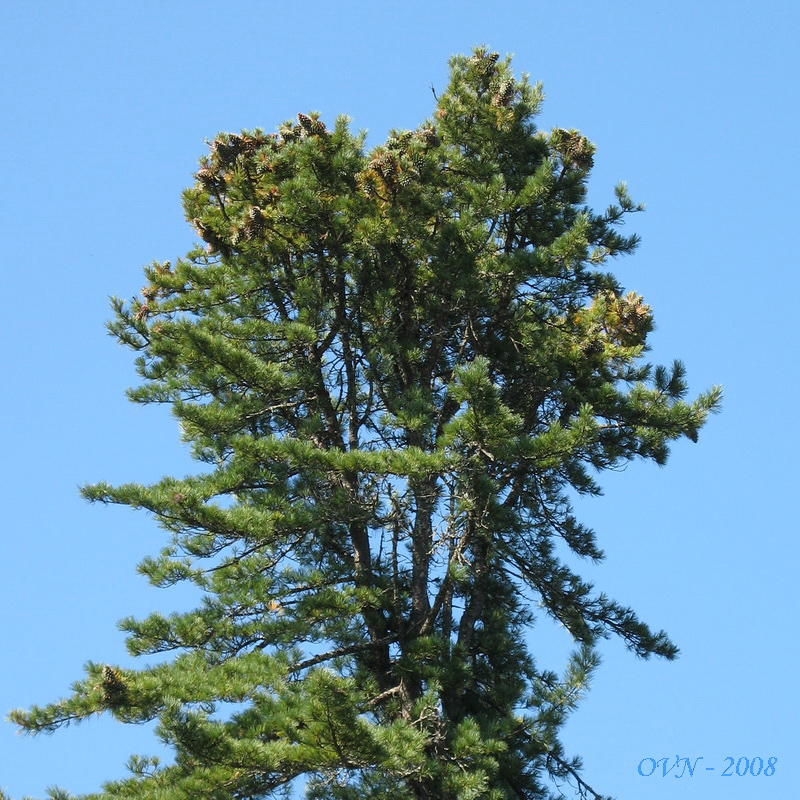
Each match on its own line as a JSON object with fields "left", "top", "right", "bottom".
{"left": 361, "top": 148, "right": 414, "bottom": 199}
{"left": 417, "top": 127, "right": 440, "bottom": 148}
{"left": 99, "top": 665, "right": 128, "bottom": 707}
{"left": 211, "top": 132, "right": 270, "bottom": 166}
{"left": 372, "top": 151, "right": 399, "bottom": 180}
{"left": 387, "top": 131, "right": 413, "bottom": 151}
{"left": 279, "top": 114, "right": 328, "bottom": 143}
{"left": 492, "top": 78, "right": 516, "bottom": 108}
{"left": 210, "top": 135, "right": 240, "bottom": 166}
{"left": 192, "top": 217, "right": 229, "bottom": 256}
{"left": 358, "top": 125, "right": 441, "bottom": 200}
{"left": 551, "top": 128, "right": 595, "bottom": 171}
{"left": 470, "top": 49, "right": 500, "bottom": 82}
{"left": 590, "top": 290, "right": 653, "bottom": 347}
{"left": 296, "top": 112, "right": 327, "bottom": 136}
{"left": 195, "top": 165, "right": 227, "bottom": 192}
{"left": 616, "top": 291, "right": 652, "bottom": 342}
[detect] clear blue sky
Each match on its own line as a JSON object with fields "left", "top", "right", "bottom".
{"left": 1, "top": 1, "right": 797, "bottom": 798}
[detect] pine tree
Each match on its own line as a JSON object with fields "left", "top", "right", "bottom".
{"left": 9, "top": 49, "right": 720, "bottom": 800}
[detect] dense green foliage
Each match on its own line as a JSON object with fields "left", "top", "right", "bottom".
{"left": 9, "top": 49, "right": 720, "bottom": 799}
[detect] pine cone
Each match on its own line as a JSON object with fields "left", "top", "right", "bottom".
{"left": 617, "top": 292, "right": 652, "bottom": 340}
{"left": 492, "top": 79, "right": 516, "bottom": 107}
{"left": 278, "top": 123, "right": 300, "bottom": 142}
{"left": 193, "top": 218, "right": 228, "bottom": 255}
{"left": 551, "top": 129, "right": 595, "bottom": 170}
{"left": 297, "top": 113, "right": 314, "bottom": 133}
{"left": 296, "top": 113, "right": 328, "bottom": 137}
{"left": 382, "top": 155, "right": 398, "bottom": 179}
{"left": 371, "top": 151, "right": 398, "bottom": 180}
{"left": 470, "top": 50, "right": 499, "bottom": 68}
{"left": 196, "top": 166, "right": 225, "bottom": 192}
{"left": 239, "top": 133, "right": 261, "bottom": 153}
{"left": 243, "top": 206, "right": 266, "bottom": 240}
{"left": 470, "top": 50, "right": 500, "bottom": 80}
{"left": 212, "top": 136, "right": 239, "bottom": 166}
{"left": 387, "top": 131, "right": 413, "bottom": 151}
{"left": 100, "top": 665, "right": 128, "bottom": 707}
{"left": 417, "top": 127, "right": 440, "bottom": 148}
{"left": 360, "top": 175, "right": 378, "bottom": 197}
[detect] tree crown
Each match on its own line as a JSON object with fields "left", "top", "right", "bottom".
{"left": 10, "top": 48, "right": 720, "bottom": 800}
